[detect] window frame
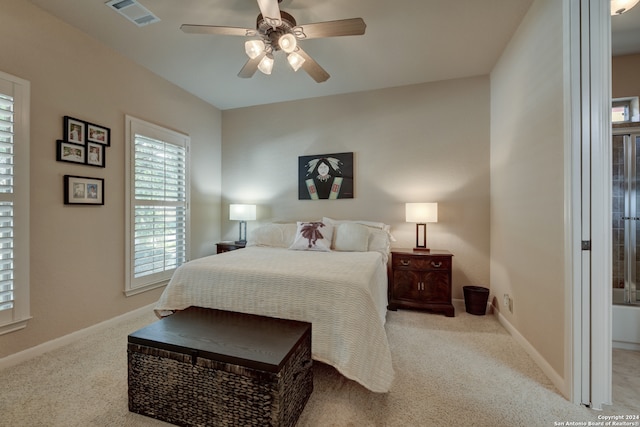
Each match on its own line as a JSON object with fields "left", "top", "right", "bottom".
{"left": 0, "top": 70, "right": 30, "bottom": 335}
{"left": 125, "top": 115, "right": 190, "bottom": 296}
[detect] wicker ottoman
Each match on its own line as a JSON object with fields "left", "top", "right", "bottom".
{"left": 128, "top": 307, "right": 313, "bottom": 427}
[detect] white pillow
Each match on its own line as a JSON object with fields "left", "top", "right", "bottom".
{"left": 368, "top": 228, "right": 391, "bottom": 258}
{"left": 246, "top": 223, "right": 298, "bottom": 248}
{"left": 323, "top": 216, "right": 391, "bottom": 232}
{"left": 333, "top": 223, "right": 369, "bottom": 252}
{"left": 289, "top": 221, "right": 334, "bottom": 252}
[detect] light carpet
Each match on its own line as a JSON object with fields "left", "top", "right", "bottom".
{"left": 0, "top": 303, "right": 631, "bottom": 426}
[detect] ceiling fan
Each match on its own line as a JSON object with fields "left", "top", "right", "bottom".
{"left": 180, "top": 0, "right": 366, "bottom": 83}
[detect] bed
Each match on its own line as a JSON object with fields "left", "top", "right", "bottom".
{"left": 154, "top": 218, "right": 395, "bottom": 393}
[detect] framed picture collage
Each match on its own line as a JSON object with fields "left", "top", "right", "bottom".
{"left": 57, "top": 115, "right": 110, "bottom": 206}
{"left": 57, "top": 116, "right": 110, "bottom": 168}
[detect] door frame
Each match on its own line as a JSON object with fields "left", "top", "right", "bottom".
{"left": 567, "top": 0, "right": 612, "bottom": 409}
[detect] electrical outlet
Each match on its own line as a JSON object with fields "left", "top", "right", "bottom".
{"left": 508, "top": 297, "right": 513, "bottom": 313}
{"left": 503, "top": 294, "right": 509, "bottom": 307}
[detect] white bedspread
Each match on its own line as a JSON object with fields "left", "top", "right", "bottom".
{"left": 154, "top": 246, "right": 395, "bottom": 393}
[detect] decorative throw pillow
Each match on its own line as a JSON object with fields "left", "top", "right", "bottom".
{"left": 333, "top": 223, "right": 369, "bottom": 252}
{"left": 289, "top": 221, "right": 334, "bottom": 252}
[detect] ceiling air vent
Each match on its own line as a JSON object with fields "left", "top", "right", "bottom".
{"left": 105, "top": 0, "right": 160, "bottom": 27}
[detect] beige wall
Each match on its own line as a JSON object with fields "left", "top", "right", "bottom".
{"left": 0, "top": 1, "right": 222, "bottom": 358}
{"left": 221, "top": 76, "right": 491, "bottom": 300}
{"left": 490, "top": 0, "right": 566, "bottom": 378}
{"left": 612, "top": 53, "right": 640, "bottom": 100}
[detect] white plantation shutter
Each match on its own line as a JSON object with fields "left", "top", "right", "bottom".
{"left": 125, "top": 116, "right": 189, "bottom": 295}
{"left": 0, "top": 202, "right": 13, "bottom": 312}
{"left": 133, "top": 136, "right": 187, "bottom": 276}
{"left": 0, "top": 95, "right": 14, "bottom": 315}
{"left": 0, "top": 71, "right": 30, "bottom": 335}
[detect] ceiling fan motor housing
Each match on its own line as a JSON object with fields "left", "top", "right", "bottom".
{"left": 257, "top": 11, "right": 298, "bottom": 51}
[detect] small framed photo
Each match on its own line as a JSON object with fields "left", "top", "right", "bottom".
{"left": 86, "top": 142, "right": 105, "bottom": 167}
{"left": 64, "top": 175, "right": 104, "bottom": 205}
{"left": 56, "top": 140, "right": 85, "bottom": 165}
{"left": 64, "top": 116, "right": 86, "bottom": 145}
{"left": 87, "top": 122, "right": 110, "bottom": 146}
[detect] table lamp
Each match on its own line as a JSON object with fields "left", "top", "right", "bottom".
{"left": 229, "top": 204, "right": 256, "bottom": 244}
{"left": 405, "top": 202, "right": 438, "bottom": 251}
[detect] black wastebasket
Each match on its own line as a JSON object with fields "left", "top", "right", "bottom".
{"left": 463, "top": 286, "right": 489, "bottom": 315}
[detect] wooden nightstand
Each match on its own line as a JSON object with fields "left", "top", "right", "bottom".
{"left": 216, "top": 241, "right": 246, "bottom": 254}
{"left": 388, "top": 249, "right": 454, "bottom": 317}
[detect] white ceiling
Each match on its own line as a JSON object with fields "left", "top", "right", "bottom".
{"left": 29, "top": 0, "right": 640, "bottom": 110}
{"left": 611, "top": 2, "right": 640, "bottom": 56}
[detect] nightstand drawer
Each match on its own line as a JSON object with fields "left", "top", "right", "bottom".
{"left": 392, "top": 255, "right": 451, "bottom": 271}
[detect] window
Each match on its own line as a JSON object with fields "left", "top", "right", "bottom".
{"left": 612, "top": 100, "right": 630, "bottom": 123}
{"left": 612, "top": 97, "right": 640, "bottom": 124}
{"left": 0, "top": 71, "right": 30, "bottom": 335}
{"left": 125, "top": 116, "right": 190, "bottom": 296}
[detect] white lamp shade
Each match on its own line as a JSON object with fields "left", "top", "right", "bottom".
{"left": 245, "top": 40, "right": 265, "bottom": 59}
{"left": 229, "top": 204, "right": 256, "bottom": 221}
{"left": 405, "top": 203, "right": 438, "bottom": 223}
{"left": 611, "top": 0, "right": 640, "bottom": 14}
{"left": 278, "top": 33, "right": 297, "bottom": 53}
{"left": 257, "top": 54, "right": 274, "bottom": 75}
{"left": 287, "top": 51, "right": 305, "bottom": 71}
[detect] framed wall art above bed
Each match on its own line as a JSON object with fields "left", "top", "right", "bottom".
{"left": 298, "top": 152, "right": 354, "bottom": 200}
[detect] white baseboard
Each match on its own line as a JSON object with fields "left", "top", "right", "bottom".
{"left": 612, "top": 340, "right": 640, "bottom": 351}
{"left": 489, "top": 302, "right": 568, "bottom": 398}
{"left": 0, "top": 303, "right": 156, "bottom": 371}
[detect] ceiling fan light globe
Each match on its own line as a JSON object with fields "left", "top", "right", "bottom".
{"left": 287, "top": 52, "right": 305, "bottom": 71}
{"left": 245, "top": 40, "right": 265, "bottom": 59}
{"left": 279, "top": 33, "right": 297, "bottom": 53}
{"left": 611, "top": 0, "right": 640, "bottom": 14}
{"left": 258, "top": 54, "right": 274, "bottom": 75}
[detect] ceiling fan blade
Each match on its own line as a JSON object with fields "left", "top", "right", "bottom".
{"left": 181, "top": 24, "right": 255, "bottom": 37}
{"left": 297, "top": 18, "right": 366, "bottom": 40}
{"left": 256, "top": 0, "right": 281, "bottom": 26}
{"left": 296, "top": 48, "right": 330, "bottom": 83}
{"left": 238, "top": 53, "right": 265, "bottom": 78}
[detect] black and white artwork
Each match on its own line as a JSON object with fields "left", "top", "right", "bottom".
{"left": 298, "top": 152, "right": 353, "bottom": 200}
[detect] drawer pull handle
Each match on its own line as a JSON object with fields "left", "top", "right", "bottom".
{"left": 400, "top": 260, "right": 411, "bottom": 266}
{"left": 431, "top": 261, "right": 442, "bottom": 268}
